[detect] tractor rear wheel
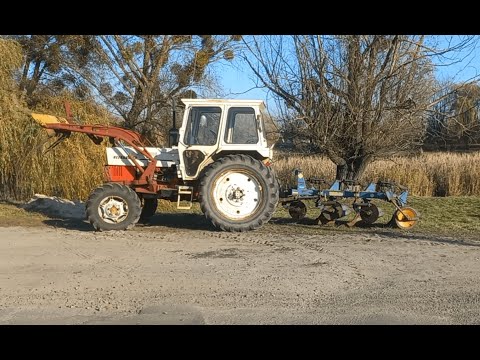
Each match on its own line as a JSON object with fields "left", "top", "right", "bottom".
{"left": 199, "top": 155, "right": 279, "bottom": 232}
{"left": 86, "top": 183, "right": 142, "bottom": 231}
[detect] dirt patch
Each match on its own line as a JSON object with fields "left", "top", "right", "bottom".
{"left": 189, "top": 248, "right": 242, "bottom": 259}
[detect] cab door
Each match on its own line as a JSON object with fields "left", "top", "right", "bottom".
{"left": 177, "top": 105, "right": 223, "bottom": 180}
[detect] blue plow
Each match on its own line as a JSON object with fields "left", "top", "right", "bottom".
{"left": 280, "top": 169, "right": 419, "bottom": 229}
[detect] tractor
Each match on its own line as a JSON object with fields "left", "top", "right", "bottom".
{"left": 31, "top": 99, "right": 279, "bottom": 232}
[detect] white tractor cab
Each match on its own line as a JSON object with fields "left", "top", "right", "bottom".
{"left": 168, "top": 99, "right": 279, "bottom": 232}
{"left": 176, "top": 99, "right": 273, "bottom": 180}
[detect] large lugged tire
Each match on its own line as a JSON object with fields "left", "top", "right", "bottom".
{"left": 86, "top": 183, "right": 142, "bottom": 231}
{"left": 198, "top": 154, "right": 279, "bottom": 232}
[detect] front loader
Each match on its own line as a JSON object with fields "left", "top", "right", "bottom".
{"left": 31, "top": 99, "right": 279, "bottom": 232}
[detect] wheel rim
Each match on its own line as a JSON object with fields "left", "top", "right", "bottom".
{"left": 289, "top": 201, "right": 307, "bottom": 220}
{"left": 394, "top": 207, "right": 418, "bottom": 229}
{"left": 212, "top": 169, "right": 263, "bottom": 220}
{"left": 360, "top": 203, "right": 379, "bottom": 224}
{"left": 98, "top": 196, "right": 129, "bottom": 224}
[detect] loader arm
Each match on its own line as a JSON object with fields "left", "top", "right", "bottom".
{"left": 31, "top": 113, "right": 157, "bottom": 187}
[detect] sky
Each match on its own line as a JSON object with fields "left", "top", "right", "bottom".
{"left": 217, "top": 58, "right": 276, "bottom": 113}
{"left": 217, "top": 35, "right": 480, "bottom": 116}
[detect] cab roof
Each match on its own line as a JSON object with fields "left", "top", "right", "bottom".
{"left": 181, "top": 98, "right": 266, "bottom": 110}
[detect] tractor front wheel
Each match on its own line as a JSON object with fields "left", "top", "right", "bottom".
{"left": 199, "top": 155, "right": 279, "bottom": 232}
{"left": 86, "top": 183, "right": 142, "bottom": 231}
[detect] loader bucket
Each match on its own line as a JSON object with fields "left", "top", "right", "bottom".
{"left": 31, "top": 113, "right": 68, "bottom": 127}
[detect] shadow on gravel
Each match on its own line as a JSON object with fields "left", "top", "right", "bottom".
{"left": 43, "top": 219, "right": 93, "bottom": 232}
{"left": 270, "top": 216, "right": 480, "bottom": 247}
{"left": 271, "top": 216, "right": 394, "bottom": 228}
{"left": 40, "top": 213, "right": 216, "bottom": 232}
{"left": 140, "top": 213, "right": 217, "bottom": 231}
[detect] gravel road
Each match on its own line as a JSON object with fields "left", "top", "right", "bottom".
{"left": 1, "top": 214, "right": 479, "bottom": 324}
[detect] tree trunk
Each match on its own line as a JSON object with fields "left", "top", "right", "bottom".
{"left": 125, "top": 87, "right": 146, "bottom": 129}
{"left": 335, "top": 155, "right": 371, "bottom": 182}
{"left": 336, "top": 164, "right": 348, "bottom": 180}
{"left": 19, "top": 59, "right": 31, "bottom": 92}
{"left": 26, "top": 60, "right": 42, "bottom": 98}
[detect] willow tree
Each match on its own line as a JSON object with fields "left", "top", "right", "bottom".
{"left": 445, "top": 83, "right": 480, "bottom": 148}
{"left": 6, "top": 35, "right": 66, "bottom": 103}
{"left": 244, "top": 35, "right": 474, "bottom": 180}
{"left": 425, "top": 81, "right": 480, "bottom": 150}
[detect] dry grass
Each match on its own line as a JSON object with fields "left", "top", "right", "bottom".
{"left": 0, "top": 202, "right": 48, "bottom": 227}
{"left": 273, "top": 152, "right": 480, "bottom": 196}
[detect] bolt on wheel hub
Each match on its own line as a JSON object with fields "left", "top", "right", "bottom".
{"left": 231, "top": 187, "right": 245, "bottom": 201}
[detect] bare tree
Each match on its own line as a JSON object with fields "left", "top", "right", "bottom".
{"left": 244, "top": 35, "right": 477, "bottom": 180}
{"left": 63, "top": 35, "right": 240, "bottom": 143}
{"left": 450, "top": 83, "right": 480, "bottom": 148}
{"left": 4, "top": 35, "right": 100, "bottom": 106}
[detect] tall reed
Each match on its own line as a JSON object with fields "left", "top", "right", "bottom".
{"left": 273, "top": 152, "right": 480, "bottom": 196}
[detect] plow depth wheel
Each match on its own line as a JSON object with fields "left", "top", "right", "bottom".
{"left": 359, "top": 203, "right": 380, "bottom": 224}
{"left": 393, "top": 206, "right": 419, "bottom": 229}
{"left": 289, "top": 200, "right": 307, "bottom": 220}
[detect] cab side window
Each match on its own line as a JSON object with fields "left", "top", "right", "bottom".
{"left": 224, "top": 107, "right": 258, "bottom": 144}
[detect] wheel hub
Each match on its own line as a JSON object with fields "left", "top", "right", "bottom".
{"left": 231, "top": 187, "right": 245, "bottom": 201}
{"left": 99, "top": 196, "right": 129, "bottom": 224}
{"left": 109, "top": 205, "right": 120, "bottom": 216}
